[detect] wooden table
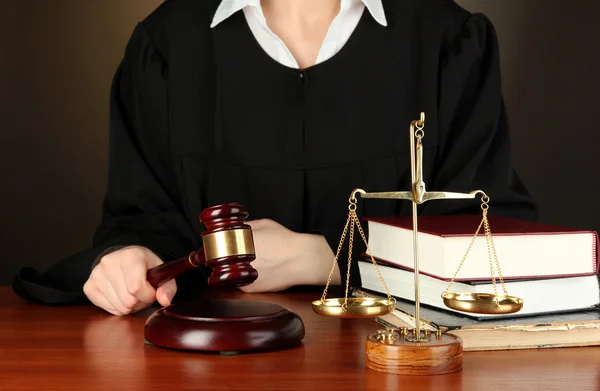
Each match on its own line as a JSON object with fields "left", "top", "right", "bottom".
{"left": 1, "top": 286, "right": 599, "bottom": 390}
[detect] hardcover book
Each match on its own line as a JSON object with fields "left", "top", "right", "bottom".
{"left": 364, "top": 214, "right": 599, "bottom": 281}
{"left": 358, "top": 259, "right": 600, "bottom": 318}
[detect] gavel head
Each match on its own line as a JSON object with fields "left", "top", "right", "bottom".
{"left": 198, "top": 202, "right": 258, "bottom": 288}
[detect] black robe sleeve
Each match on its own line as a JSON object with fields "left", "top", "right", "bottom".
{"left": 92, "top": 24, "right": 199, "bottom": 262}
{"left": 12, "top": 23, "right": 202, "bottom": 305}
{"left": 422, "top": 14, "right": 538, "bottom": 220}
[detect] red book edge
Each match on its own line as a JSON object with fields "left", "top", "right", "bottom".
{"left": 362, "top": 215, "right": 599, "bottom": 278}
{"left": 364, "top": 215, "right": 592, "bottom": 236}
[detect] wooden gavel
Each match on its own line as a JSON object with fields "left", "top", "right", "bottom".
{"left": 141, "top": 202, "right": 305, "bottom": 355}
{"left": 145, "top": 202, "right": 258, "bottom": 289}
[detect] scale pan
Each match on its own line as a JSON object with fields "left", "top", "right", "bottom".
{"left": 442, "top": 292, "right": 523, "bottom": 314}
{"left": 312, "top": 298, "right": 395, "bottom": 318}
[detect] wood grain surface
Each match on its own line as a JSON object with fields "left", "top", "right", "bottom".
{"left": 1, "top": 286, "right": 599, "bottom": 391}
{"left": 365, "top": 331, "right": 463, "bottom": 375}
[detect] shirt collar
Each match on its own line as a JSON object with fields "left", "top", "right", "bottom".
{"left": 361, "top": 0, "right": 387, "bottom": 27}
{"left": 210, "top": 0, "right": 387, "bottom": 28}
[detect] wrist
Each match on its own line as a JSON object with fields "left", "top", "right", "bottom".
{"left": 291, "top": 233, "right": 340, "bottom": 286}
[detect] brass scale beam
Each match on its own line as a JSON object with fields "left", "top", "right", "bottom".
{"left": 353, "top": 113, "right": 486, "bottom": 339}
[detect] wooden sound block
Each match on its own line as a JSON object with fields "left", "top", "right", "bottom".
{"left": 365, "top": 329, "right": 463, "bottom": 375}
{"left": 144, "top": 299, "right": 305, "bottom": 355}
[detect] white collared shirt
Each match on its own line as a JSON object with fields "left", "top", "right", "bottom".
{"left": 211, "top": 0, "right": 387, "bottom": 69}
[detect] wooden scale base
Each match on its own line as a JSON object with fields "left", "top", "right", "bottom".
{"left": 144, "top": 299, "right": 305, "bottom": 355}
{"left": 365, "top": 328, "right": 463, "bottom": 375}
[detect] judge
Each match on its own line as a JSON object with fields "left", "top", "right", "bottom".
{"left": 13, "top": 0, "right": 537, "bottom": 315}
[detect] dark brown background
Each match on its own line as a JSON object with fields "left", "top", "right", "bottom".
{"left": 1, "top": 1, "right": 598, "bottom": 285}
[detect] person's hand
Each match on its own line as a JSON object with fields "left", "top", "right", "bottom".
{"left": 238, "top": 219, "right": 340, "bottom": 293}
{"left": 83, "top": 245, "right": 176, "bottom": 315}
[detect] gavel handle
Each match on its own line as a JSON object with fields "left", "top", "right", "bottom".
{"left": 146, "top": 249, "right": 207, "bottom": 289}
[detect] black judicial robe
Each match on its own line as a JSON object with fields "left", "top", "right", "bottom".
{"left": 13, "top": 0, "right": 537, "bottom": 305}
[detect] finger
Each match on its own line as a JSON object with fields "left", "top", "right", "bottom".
{"left": 131, "top": 300, "right": 154, "bottom": 313}
{"left": 94, "top": 268, "right": 135, "bottom": 315}
{"left": 100, "top": 262, "right": 139, "bottom": 312}
{"left": 123, "top": 297, "right": 154, "bottom": 314}
{"left": 108, "top": 269, "right": 139, "bottom": 312}
{"left": 85, "top": 285, "right": 121, "bottom": 316}
{"left": 101, "top": 282, "right": 135, "bottom": 315}
{"left": 120, "top": 258, "right": 156, "bottom": 305}
{"left": 156, "top": 279, "right": 177, "bottom": 307}
{"left": 84, "top": 272, "right": 124, "bottom": 315}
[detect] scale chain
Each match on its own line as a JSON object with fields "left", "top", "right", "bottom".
{"left": 343, "top": 213, "right": 356, "bottom": 310}
{"left": 355, "top": 213, "right": 394, "bottom": 307}
{"left": 320, "top": 194, "right": 395, "bottom": 312}
{"left": 320, "top": 212, "right": 352, "bottom": 303}
{"left": 443, "top": 194, "right": 510, "bottom": 300}
{"left": 483, "top": 209, "right": 508, "bottom": 296}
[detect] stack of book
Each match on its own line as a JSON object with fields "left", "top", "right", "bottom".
{"left": 355, "top": 214, "right": 600, "bottom": 351}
